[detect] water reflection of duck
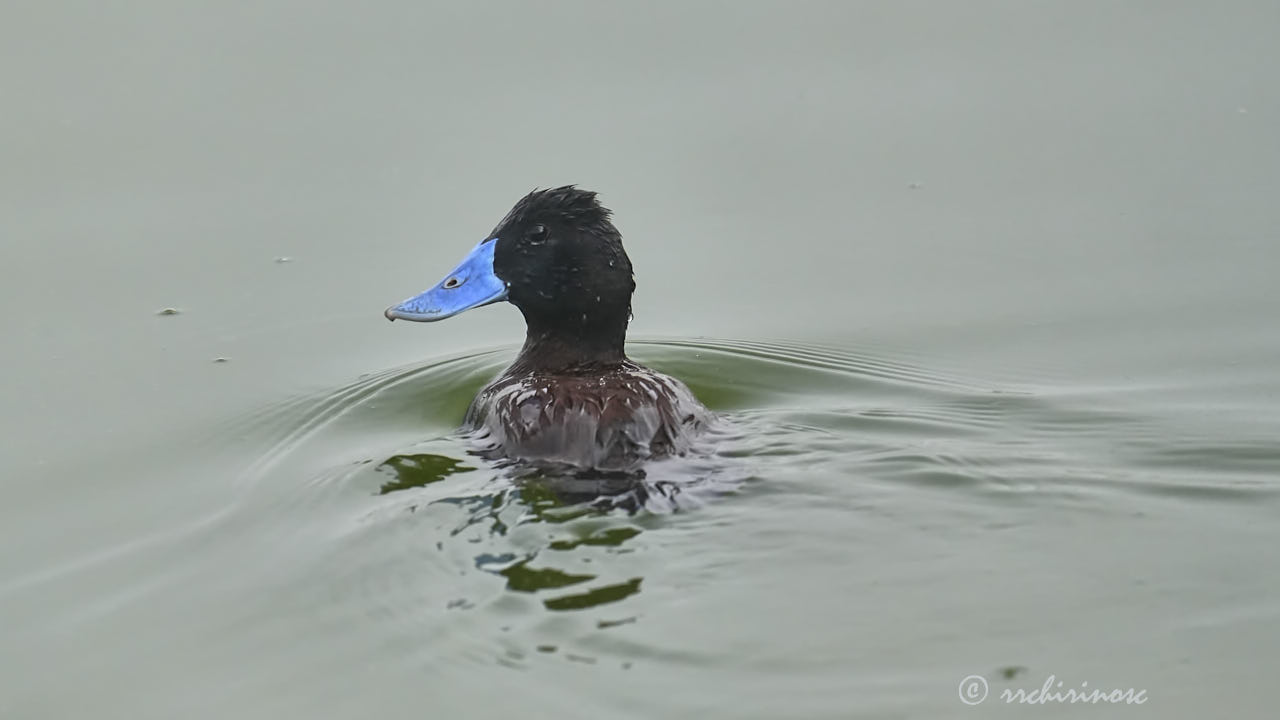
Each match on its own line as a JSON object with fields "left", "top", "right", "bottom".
{"left": 386, "top": 187, "right": 709, "bottom": 471}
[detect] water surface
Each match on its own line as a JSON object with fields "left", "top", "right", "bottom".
{"left": 3, "top": 2, "right": 1279, "bottom": 718}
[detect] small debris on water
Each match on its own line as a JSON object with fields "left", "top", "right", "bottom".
{"left": 156, "top": 308, "right": 181, "bottom": 316}
{"left": 213, "top": 357, "right": 230, "bottom": 363}
{"left": 908, "top": 182, "right": 923, "bottom": 190}
{"left": 274, "top": 256, "right": 293, "bottom": 263}
{"left": 1000, "top": 665, "right": 1029, "bottom": 680}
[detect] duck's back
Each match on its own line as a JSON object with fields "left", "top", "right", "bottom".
{"left": 464, "top": 361, "right": 709, "bottom": 470}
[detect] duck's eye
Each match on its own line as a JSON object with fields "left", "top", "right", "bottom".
{"left": 526, "top": 224, "right": 548, "bottom": 245}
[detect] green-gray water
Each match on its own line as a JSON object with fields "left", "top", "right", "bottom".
{"left": 3, "top": 2, "right": 1278, "bottom": 718}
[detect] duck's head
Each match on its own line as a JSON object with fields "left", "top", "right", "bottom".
{"left": 385, "top": 186, "right": 636, "bottom": 351}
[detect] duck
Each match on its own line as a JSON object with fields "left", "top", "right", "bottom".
{"left": 385, "top": 186, "right": 710, "bottom": 471}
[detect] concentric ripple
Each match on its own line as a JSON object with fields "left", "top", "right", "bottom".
{"left": 215, "top": 336, "right": 1280, "bottom": 681}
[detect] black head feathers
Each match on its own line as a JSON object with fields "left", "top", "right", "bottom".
{"left": 491, "top": 186, "right": 620, "bottom": 241}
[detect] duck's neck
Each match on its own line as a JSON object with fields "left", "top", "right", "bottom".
{"left": 508, "top": 311, "right": 629, "bottom": 375}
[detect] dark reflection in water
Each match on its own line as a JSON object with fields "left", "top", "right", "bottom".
{"left": 502, "top": 463, "right": 682, "bottom": 514}
{"left": 374, "top": 453, "right": 475, "bottom": 495}
{"left": 549, "top": 526, "right": 641, "bottom": 551}
{"left": 376, "top": 448, "right": 689, "bottom": 511}
{"left": 542, "top": 578, "right": 643, "bottom": 611}
{"left": 500, "top": 561, "right": 595, "bottom": 592}
{"left": 372, "top": 449, "right": 661, "bottom": 611}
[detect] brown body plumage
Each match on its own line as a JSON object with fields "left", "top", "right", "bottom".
{"left": 465, "top": 360, "right": 709, "bottom": 470}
